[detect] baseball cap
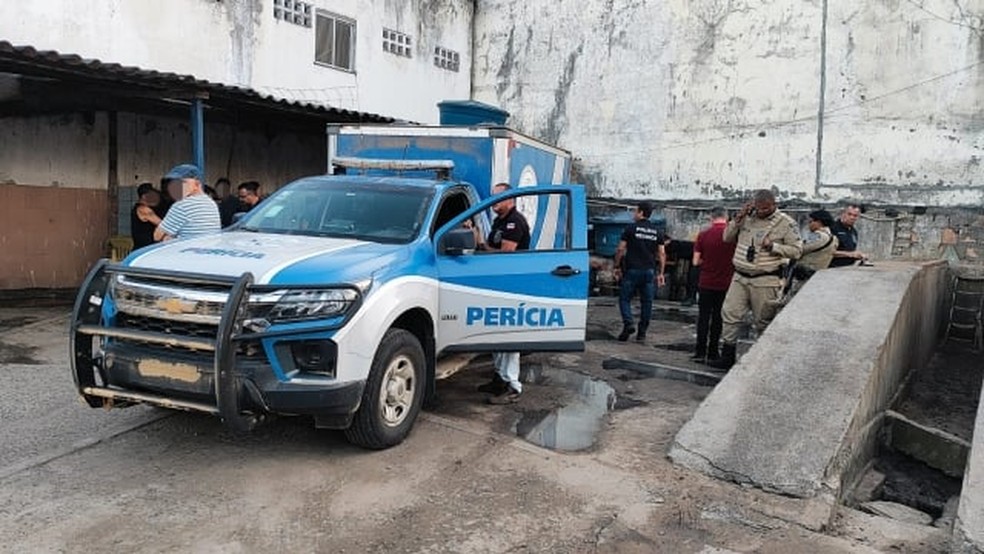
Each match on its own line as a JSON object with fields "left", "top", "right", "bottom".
{"left": 163, "top": 164, "right": 204, "bottom": 181}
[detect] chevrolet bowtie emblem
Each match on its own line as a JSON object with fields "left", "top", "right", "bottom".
{"left": 156, "top": 297, "right": 198, "bottom": 314}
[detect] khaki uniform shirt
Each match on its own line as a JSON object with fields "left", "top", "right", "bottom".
{"left": 799, "top": 226, "right": 838, "bottom": 271}
{"left": 723, "top": 210, "right": 802, "bottom": 286}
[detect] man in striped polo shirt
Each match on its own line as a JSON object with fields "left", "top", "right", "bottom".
{"left": 153, "top": 164, "right": 221, "bottom": 242}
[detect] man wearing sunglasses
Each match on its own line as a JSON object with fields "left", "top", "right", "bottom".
{"left": 708, "top": 189, "right": 802, "bottom": 371}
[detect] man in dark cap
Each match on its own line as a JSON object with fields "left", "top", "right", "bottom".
{"left": 153, "top": 164, "right": 221, "bottom": 241}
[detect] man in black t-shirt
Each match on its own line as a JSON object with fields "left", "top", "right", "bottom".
{"left": 829, "top": 204, "right": 865, "bottom": 267}
{"left": 476, "top": 183, "right": 531, "bottom": 405}
{"left": 613, "top": 201, "right": 667, "bottom": 342}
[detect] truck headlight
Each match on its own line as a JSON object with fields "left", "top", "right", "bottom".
{"left": 250, "top": 288, "right": 359, "bottom": 324}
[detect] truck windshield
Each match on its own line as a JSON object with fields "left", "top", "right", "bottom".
{"left": 237, "top": 180, "right": 433, "bottom": 243}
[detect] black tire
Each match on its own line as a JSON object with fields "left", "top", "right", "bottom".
{"left": 344, "top": 328, "right": 426, "bottom": 449}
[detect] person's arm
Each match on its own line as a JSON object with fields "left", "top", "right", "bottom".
{"left": 657, "top": 243, "right": 667, "bottom": 286}
{"left": 692, "top": 234, "right": 703, "bottom": 267}
{"left": 485, "top": 239, "right": 519, "bottom": 253}
{"left": 153, "top": 226, "right": 171, "bottom": 242}
{"left": 154, "top": 207, "right": 182, "bottom": 242}
{"left": 723, "top": 204, "right": 751, "bottom": 243}
{"left": 136, "top": 205, "right": 162, "bottom": 226}
{"left": 832, "top": 249, "right": 865, "bottom": 260}
{"left": 763, "top": 218, "right": 803, "bottom": 260}
{"left": 613, "top": 239, "right": 628, "bottom": 279}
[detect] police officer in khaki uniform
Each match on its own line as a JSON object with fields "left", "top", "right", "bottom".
{"left": 709, "top": 189, "right": 802, "bottom": 370}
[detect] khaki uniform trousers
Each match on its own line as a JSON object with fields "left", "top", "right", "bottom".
{"left": 720, "top": 273, "right": 784, "bottom": 344}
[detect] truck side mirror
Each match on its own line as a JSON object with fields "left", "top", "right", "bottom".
{"left": 441, "top": 227, "right": 477, "bottom": 256}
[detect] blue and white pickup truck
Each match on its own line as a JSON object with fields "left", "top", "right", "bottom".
{"left": 70, "top": 124, "right": 589, "bottom": 449}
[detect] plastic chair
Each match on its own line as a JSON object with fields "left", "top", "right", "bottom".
{"left": 108, "top": 236, "right": 134, "bottom": 262}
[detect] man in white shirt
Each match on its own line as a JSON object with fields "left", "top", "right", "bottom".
{"left": 153, "top": 164, "right": 221, "bottom": 242}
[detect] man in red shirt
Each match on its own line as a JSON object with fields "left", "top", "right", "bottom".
{"left": 691, "top": 207, "right": 737, "bottom": 362}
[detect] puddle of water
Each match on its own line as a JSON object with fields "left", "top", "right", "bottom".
{"left": 514, "top": 368, "right": 616, "bottom": 452}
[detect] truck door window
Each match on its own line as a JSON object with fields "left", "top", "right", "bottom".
{"left": 431, "top": 192, "right": 471, "bottom": 236}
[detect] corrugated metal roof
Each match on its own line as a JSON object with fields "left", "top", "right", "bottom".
{"left": 0, "top": 40, "right": 394, "bottom": 123}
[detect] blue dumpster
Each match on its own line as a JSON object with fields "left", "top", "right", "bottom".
{"left": 590, "top": 211, "right": 667, "bottom": 257}
{"left": 437, "top": 100, "right": 510, "bottom": 126}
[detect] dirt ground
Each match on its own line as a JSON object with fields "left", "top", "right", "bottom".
{"left": 0, "top": 299, "right": 952, "bottom": 553}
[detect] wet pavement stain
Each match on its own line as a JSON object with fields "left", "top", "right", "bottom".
{"left": 651, "top": 341, "right": 695, "bottom": 352}
{"left": 652, "top": 308, "right": 697, "bottom": 325}
{"left": 513, "top": 368, "right": 616, "bottom": 451}
{"left": 0, "top": 316, "right": 37, "bottom": 333}
{"left": 0, "top": 340, "right": 43, "bottom": 364}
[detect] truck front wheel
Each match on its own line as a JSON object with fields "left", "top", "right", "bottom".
{"left": 345, "top": 328, "right": 426, "bottom": 449}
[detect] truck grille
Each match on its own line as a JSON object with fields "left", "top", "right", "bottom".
{"left": 113, "top": 275, "right": 228, "bottom": 325}
{"left": 116, "top": 314, "right": 264, "bottom": 359}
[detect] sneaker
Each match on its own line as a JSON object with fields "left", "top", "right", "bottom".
{"left": 477, "top": 375, "right": 509, "bottom": 394}
{"left": 617, "top": 325, "right": 636, "bottom": 342}
{"left": 488, "top": 386, "right": 522, "bottom": 405}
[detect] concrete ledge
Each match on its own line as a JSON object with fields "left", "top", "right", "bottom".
{"left": 669, "top": 261, "right": 948, "bottom": 499}
{"left": 955, "top": 373, "right": 984, "bottom": 553}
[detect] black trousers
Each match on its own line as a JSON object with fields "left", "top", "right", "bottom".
{"left": 696, "top": 288, "right": 727, "bottom": 355}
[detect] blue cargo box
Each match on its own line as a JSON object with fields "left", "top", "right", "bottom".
{"left": 327, "top": 125, "right": 571, "bottom": 202}
{"left": 590, "top": 212, "right": 667, "bottom": 258}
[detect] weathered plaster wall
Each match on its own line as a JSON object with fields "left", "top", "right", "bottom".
{"left": 0, "top": 0, "right": 473, "bottom": 123}
{"left": 0, "top": 111, "right": 327, "bottom": 290}
{"left": 473, "top": 0, "right": 984, "bottom": 206}
{"left": 0, "top": 114, "right": 109, "bottom": 189}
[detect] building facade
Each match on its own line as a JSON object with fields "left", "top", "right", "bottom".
{"left": 0, "top": 0, "right": 474, "bottom": 291}
{"left": 472, "top": 0, "right": 984, "bottom": 207}
{"left": 1, "top": 0, "right": 473, "bottom": 123}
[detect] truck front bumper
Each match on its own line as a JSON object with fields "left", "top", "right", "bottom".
{"left": 70, "top": 261, "right": 364, "bottom": 431}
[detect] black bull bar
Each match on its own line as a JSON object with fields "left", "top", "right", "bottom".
{"left": 70, "top": 260, "right": 260, "bottom": 432}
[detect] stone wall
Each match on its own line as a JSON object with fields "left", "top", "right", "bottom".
{"left": 590, "top": 200, "right": 984, "bottom": 265}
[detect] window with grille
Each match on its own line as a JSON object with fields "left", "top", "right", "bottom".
{"left": 315, "top": 11, "right": 356, "bottom": 72}
{"left": 434, "top": 47, "right": 460, "bottom": 72}
{"left": 273, "top": 0, "right": 311, "bottom": 27}
{"left": 382, "top": 29, "right": 412, "bottom": 58}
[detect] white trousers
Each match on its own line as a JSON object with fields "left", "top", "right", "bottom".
{"left": 492, "top": 352, "right": 522, "bottom": 393}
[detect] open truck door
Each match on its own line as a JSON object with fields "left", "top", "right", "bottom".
{"left": 434, "top": 185, "right": 588, "bottom": 353}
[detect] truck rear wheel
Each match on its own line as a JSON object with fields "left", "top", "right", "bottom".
{"left": 345, "top": 328, "right": 425, "bottom": 449}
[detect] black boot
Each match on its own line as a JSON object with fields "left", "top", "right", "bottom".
{"left": 635, "top": 326, "right": 648, "bottom": 343}
{"left": 690, "top": 346, "right": 706, "bottom": 362}
{"left": 707, "top": 343, "right": 736, "bottom": 372}
{"left": 707, "top": 344, "right": 720, "bottom": 361}
{"left": 617, "top": 324, "right": 636, "bottom": 342}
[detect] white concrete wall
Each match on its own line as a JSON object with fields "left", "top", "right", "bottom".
{"left": 472, "top": 0, "right": 984, "bottom": 206}
{"left": 0, "top": 0, "right": 473, "bottom": 123}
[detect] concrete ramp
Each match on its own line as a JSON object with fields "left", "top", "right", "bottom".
{"left": 669, "top": 261, "right": 948, "bottom": 499}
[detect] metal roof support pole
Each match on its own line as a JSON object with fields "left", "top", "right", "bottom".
{"left": 191, "top": 96, "right": 205, "bottom": 175}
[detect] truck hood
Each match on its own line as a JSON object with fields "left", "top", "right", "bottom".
{"left": 126, "top": 232, "right": 408, "bottom": 285}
